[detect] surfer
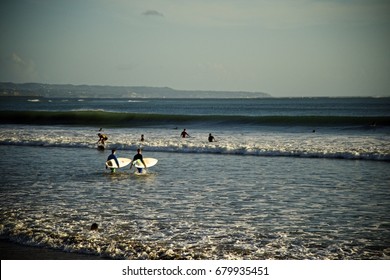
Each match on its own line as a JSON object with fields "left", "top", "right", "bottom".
{"left": 130, "top": 148, "right": 147, "bottom": 173}
{"left": 181, "top": 129, "right": 190, "bottom": 138}
{"left": 208, "top": 133, "right": 215, "bottom": 142}
{"left": 140, "top": 134, "right": 145, "bottom": 142}
{"left": 90, "top": 223, "right": 98, "bottom": 231}
{"left": 97, "top": 133, "right": 108, "bottom": 145}
{"left": 106, "top": 149, "right": 120, "bottom": 173}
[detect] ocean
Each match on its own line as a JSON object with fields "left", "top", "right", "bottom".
{"left": 0, "top": 96, "right": 389, "bottom": 260}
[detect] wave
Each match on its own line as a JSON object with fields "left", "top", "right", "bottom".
{"left": 1, "top": 110, "right": 389, "bottom": 127}
{"left": 0, "top": 139, "right": 388, "bottom": 161}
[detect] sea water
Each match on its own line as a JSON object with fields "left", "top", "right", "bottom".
{"left": 0, "top": 97, "right": 389, "bottom": 259}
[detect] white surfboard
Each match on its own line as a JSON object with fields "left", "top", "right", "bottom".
{"left": 133, "top": 158, "right": 158, "bottom": 168}
{"left": 106, "top": 157, "right": 131, "bottom": 169}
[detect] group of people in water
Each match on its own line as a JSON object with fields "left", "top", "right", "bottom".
{"left": 106, "top": 148, "right": 146, "bottom": 174}
{"left": 180, "top": 129, "right": 216, "bottom": 142}
{"left": 99, "top": 128, "right": 216, "bottom": 146}
{"left": 99, "top": 128, "right": 216, "bottom": 174}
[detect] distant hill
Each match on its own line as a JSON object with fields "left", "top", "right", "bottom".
{"left": 0, "top": 82, "right": 272, "bottom": 98}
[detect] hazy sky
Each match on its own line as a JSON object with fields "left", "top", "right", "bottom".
{"left": 1, "top": 0, "right": 389, "bottom": 97}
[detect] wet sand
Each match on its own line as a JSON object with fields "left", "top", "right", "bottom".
{"left": 0, "top": 239, "right": 105, "bottom": 260}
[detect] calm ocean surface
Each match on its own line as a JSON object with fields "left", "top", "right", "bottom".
{"left": 0, "top": 97, "right": 389, "bottom": 259}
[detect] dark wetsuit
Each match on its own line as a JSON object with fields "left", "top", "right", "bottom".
{"left": 107, "top": 153, "right": 120, "bottom": 172}
{"left": 133, "top": 153, "right": 145, "bottom": 173}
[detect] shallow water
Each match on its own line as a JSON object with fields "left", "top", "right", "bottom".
{"left": 1, "top": 145, "right": 389, "bottom": 259}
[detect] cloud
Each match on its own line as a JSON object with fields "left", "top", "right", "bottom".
{"left": 11, "top": 53, "right": 25, "bottom": 65}
{"left": 142, "top": 10, "right": 164, "bottom": 17}
{"left": 0, "top": 52, "right": 39, "bottom": 82}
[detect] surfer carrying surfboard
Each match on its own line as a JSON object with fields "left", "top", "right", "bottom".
{"left": 106, "top": 149, "right": 120, "bottom": 173}
{"left": 130, "top": 148, "right": 147, "bottom": 173}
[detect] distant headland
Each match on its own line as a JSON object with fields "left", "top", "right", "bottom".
{"left": 0, "top": 82, "right": 271, "bottom": 99}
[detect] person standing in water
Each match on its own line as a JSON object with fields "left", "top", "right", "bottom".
{"left": 106, "top": 149, "right": 120, "bottom": 173}
{"left": 130, "top": 148, "right": 147, "bottom": 173}
{"left": 181, "top": 129, "right": 190, "bottom": 138}
{"left": 208, "top": 133, "right": 215, "bottom": 142}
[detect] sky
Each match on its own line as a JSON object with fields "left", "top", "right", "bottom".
{"left": 0, "top": 0, "right": 389, "bottom": 97}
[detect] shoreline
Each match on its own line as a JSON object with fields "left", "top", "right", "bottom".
{"left": 0, "top": 239, "right": 106, "bottom": 260}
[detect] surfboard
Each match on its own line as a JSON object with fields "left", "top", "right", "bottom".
{"left": 133, "top": 158, "right": 158, "bottom": 168}
{"left": 105, "top": 157, "right": 131, "bottom": 169}
{"left": 97, "top": 145, "right": 105, "bottom": 151}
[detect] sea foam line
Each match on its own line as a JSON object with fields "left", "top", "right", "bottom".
{"left": 0, "top": 139, "right": 388, "bottom": 161}
{"left": 1, "top": 125, "right": 389, "bottom": 161}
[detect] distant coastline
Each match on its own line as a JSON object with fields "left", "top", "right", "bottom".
{"left": 0, "top": 82, "right": 271, "bottom": 99}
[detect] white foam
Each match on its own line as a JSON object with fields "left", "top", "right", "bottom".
{"left": 1, "top": 125, "right": 388, "bottom": 160}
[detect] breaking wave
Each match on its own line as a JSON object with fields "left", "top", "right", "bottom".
{"left": 0, "top": 125, "right": 389, "bottom": 161}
